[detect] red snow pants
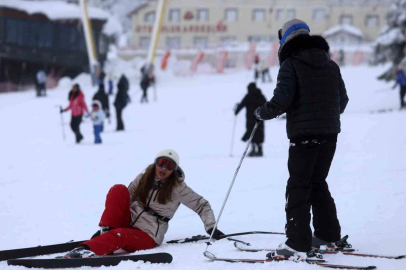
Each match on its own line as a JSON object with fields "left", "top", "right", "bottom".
{"left": 81, "top": 184, "right": 156, "bottom": 255}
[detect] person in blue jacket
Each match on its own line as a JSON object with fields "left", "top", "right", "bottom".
{"left": 393, "top": 66, "right": 406, "bottom": 109}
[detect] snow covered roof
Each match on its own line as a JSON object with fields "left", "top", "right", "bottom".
{"left": 0, "top": 0, "right": 123, "bottom": 35}
{"left": 323, "top": 24, "right": 365, "bottom": 38}
{"left": 0, "top": 0, "right": 109, "bottom": 21}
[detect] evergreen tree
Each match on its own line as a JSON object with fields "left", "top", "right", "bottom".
{"left": 371, "top": 0, "right": 406, "bottom": 81}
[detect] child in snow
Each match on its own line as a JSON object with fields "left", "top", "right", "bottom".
{"left": 91, "top": 100, "right": 105, "bottom": 144}
{"left": 62, "top": 149, "right": 225, "bottom": 258}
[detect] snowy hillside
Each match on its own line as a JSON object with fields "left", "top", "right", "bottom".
{"left": 0, "top": 63, "right": 406, "bottom": 270}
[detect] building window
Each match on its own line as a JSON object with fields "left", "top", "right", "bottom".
{"left": 366, "top": 15, "right": 379, "bottom": 27}
{"left": 313, "top": 7, "right": 327, "bottom": 21}
{"left": 253, "top": 9, "right": 265, "bottom": 22}
{"left": 39, "top": 22, "right": 54, "bottom": 48}
{"left": 287, "top": 9, "right": 296, "bottom": 20}
{"left": 5, "top": 18, "right": 19, "bottom": 44}
{"left": 194, "top": 37, "right": 208, "bottom": 49}
{"left": 144, "top": 11, "right": 155, "bottom": 23}
{"left": 225, "top": 8, "right": 238, "bottom": 22}
{"left": 276, "top": 8, "right": 285, "bottom": 21}
{"left": 166, "top": 37, "right": 181, "bottom": 49}
{"left": 197, "top": 9, "right": 209, "bottom": 22}
{"left": 340, "top": 15, "right": 353, "bottom": 25}
{"left": 220, "top": 36, "right": 237, "bottom": 45}
{"left": 140, "top": 37, "right": 151, "bottom": 49}
{"left": 169, "top": 8, "right": 180, "bottom": 22}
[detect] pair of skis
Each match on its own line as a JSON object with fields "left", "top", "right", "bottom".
{"left": 0, "top": 240, "right": 172, "bottom": 268}
{"left": 203, "top": 235, "right": 405, "bottom": 270}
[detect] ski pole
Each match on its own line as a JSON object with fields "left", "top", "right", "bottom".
{"left": 204, "top": 122, "right": 260, "bottom": 254}
{"left": 229, "top": 116, "right": 237, "bottom": 157}
{"left": 59, "top": 106, "right": 66, "bottom": 141}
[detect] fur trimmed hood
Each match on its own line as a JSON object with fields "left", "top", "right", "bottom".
{"left": 278, "top": 34, "right": 330, "bottom": 66}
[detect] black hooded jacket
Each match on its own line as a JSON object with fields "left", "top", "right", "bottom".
{"left": 264, "top": 34, "right": 349, "bottom": 139}
{"left": 93, "top": 85, "right": 109, "bottom": 113}
{"left": 235, "top": 85, "right": 267, "bottom": 143}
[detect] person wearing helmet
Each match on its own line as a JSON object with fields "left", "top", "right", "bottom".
{"left": 63, "top": 149, "right": 224, "bottom": 258}
{"left": 90, "top": 100, "right": 106, "bottom": 144}
{"left": 254, "top": 19, "right": 349, "bottom": 260}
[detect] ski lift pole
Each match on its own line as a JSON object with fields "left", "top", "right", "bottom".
{"left": 146, "top": 0, "right": 166, "bottom": 102}
{"left": 79, "top": 0, "right": 99, "bottom": 86}
{"left": 204, "top": 122, "right": 260, "bottom": 255}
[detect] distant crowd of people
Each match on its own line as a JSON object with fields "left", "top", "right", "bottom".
{"left": 60, "top": 72, "right": 130, "bottom": 144}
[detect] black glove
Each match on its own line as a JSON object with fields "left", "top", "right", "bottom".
{"left": 207, "top": 228, "right": 225, "bottom": 240}
{"left": 106, "top": 111, "right": 111, "bottom": 118}
{"left": 254, "top": 104, "right": 272, "bottom": 122}
{"left": 234, "top": 103, "right": 239, "bottom": 115}
{"left": 60, "top": 108, "right": 65, "bottom": 114}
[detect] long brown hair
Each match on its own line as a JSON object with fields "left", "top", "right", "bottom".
{"left": 133, "top": 164, "right": 180, "bottom": 205}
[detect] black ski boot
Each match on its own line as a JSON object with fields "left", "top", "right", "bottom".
{"left": 256, "top": 144, "right": 263, "bottom": 157}
{"left": 63, "top": 246, "right": 98, "bottom": 258}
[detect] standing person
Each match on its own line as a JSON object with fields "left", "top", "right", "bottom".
{"left": 62, "top": 149, "right": 225, "bottom": 258}
{"left": 91, "top": 100, "right": 105, "bottom": 144}
{"left": 98, "top": 71, "right": 106, "bottom": 87}
{"left": 140, "top": 64, "right": 154, "bottom": 104}
{"left": 338, "top": 49, "right": 345, "bottom": 66}
{"left": 253, "top": 54, "right": 260, "bottom": 82}
{"left": 108, "top": 72, "right": 114, "bottom": 95}
{"left": 235, "top": 82, "right": 267, "bottom": 157}
{"left": 36, "top": 70, "right": 46, "bottom": 97}
{"left": 254, "top": 19, "right": 349, "bottom": 260}
{"left": 93, "top": 84, "right": 110, "bottom": 130}
{"left": 260, "top": 59, "right": 272, "bottom": 83}
{"left": 114, "top": 75, "right": 130, "bottom": 131}
{"left": 61, "top": 84, "right": 89, "bottom": 143}
{"left": 392, "top": 66, "right": 406, "bottom": 109}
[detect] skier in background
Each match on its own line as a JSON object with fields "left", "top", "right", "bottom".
{"left": 36, "top": 70, "right": 46, "bottom": 97}
{"left": 90, "top": 100, "right": 105, "bottom": 144}
{"left": 114, "top": 74, "right": 130, "bottom": 131}
{"left": 93, "top": 84, "right": 110, "bottom": 131}
{"left": 98, "top": 71, "right": 106, "bottom": 88}
{"left": 260, "top": 59, "right": 272, "bottom": 83}
{"left": 62, "top": 149, "right": 225, "bottom": 258}
{"left": 255, "top": 19, "right": 349, "bottom": 260}
{"left": 253, "top": 54, "right": 260, "bottom": 81}
{"left": 140, "top": 64, "right": 155, "bottom": 103}
{"left": 108, "top": 71, "right": 114, "bottom": 95}
{"left": 392, "top": 66, "right": 406, "bottom": 109}
{"left": 235, "top": 82, "right": 266, "bottom": 157}
{"left": 60, "top": 84, "right": 89, "bottom": 143}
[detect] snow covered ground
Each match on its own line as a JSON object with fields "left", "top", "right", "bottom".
{"left": 0, "top": 63, "right": 405, "bottom": 270}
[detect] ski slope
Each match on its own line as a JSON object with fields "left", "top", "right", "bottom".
{"left": 0, "top": 64, "right": 405, "bottom": 270}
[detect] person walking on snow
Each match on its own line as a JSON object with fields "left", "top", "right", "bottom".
{"left": 60, "top": 84, "right": 89, "bottom": 143}
{"left": 62, "top": 149, "right": 225, "bottom": 258}
{"left": 114, "top": 75, "right": 131, "bottom": 131}
{"left": 91, "top": 100, "right": 105, "bottom": 144}
{"left": 392, "top": 66, "right": 406, "bottom": 109}
{"left": 36, "top": 70, "right": 47, "bottom": 97}
{"left": 235, "top": 82, "right": 267, "bottom": 157}
{"left": 140, "top": 64, "right": 154, "bottom": 103}
{"left": 254, "top": 19, "right": 349, "bottom": 260}
{"left": 260, "top": 59, "right": 272, "bottom": 83}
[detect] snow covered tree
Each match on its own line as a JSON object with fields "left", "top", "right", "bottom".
{"left": 371, "top": 0, "right": 406, "bottom": 81}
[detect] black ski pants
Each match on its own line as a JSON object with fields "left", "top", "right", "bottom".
{"left": 70, "top": 115, "right": 83, "bottom": 143}
{"left": 400, "top": 86, "right": 406, "bottom": 108}
{"left": 285, "top": 140, "right": 341, "bottom": 252}
{"left": 115, "top": 107, "right": 124, "bottom": 131}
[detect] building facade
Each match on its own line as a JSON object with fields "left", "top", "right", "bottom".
{"left": 128, "top": 0, "right": 393, "bottom": 50}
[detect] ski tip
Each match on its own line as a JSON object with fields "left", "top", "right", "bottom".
{"left": 395, "top": 255, "right": 406, "bottom": 259}
{"left": 203, "top": 251, "right": 216, "bottom": 260}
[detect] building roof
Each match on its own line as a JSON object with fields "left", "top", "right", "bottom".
{"left": 323, "top": 24, "right": 364, "bottom": 38}
{"left": 126, "top": 2, "right": 152, "bottom": 18}
{"left": 0, "top": 0, "right": 109, "bottom": 21}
